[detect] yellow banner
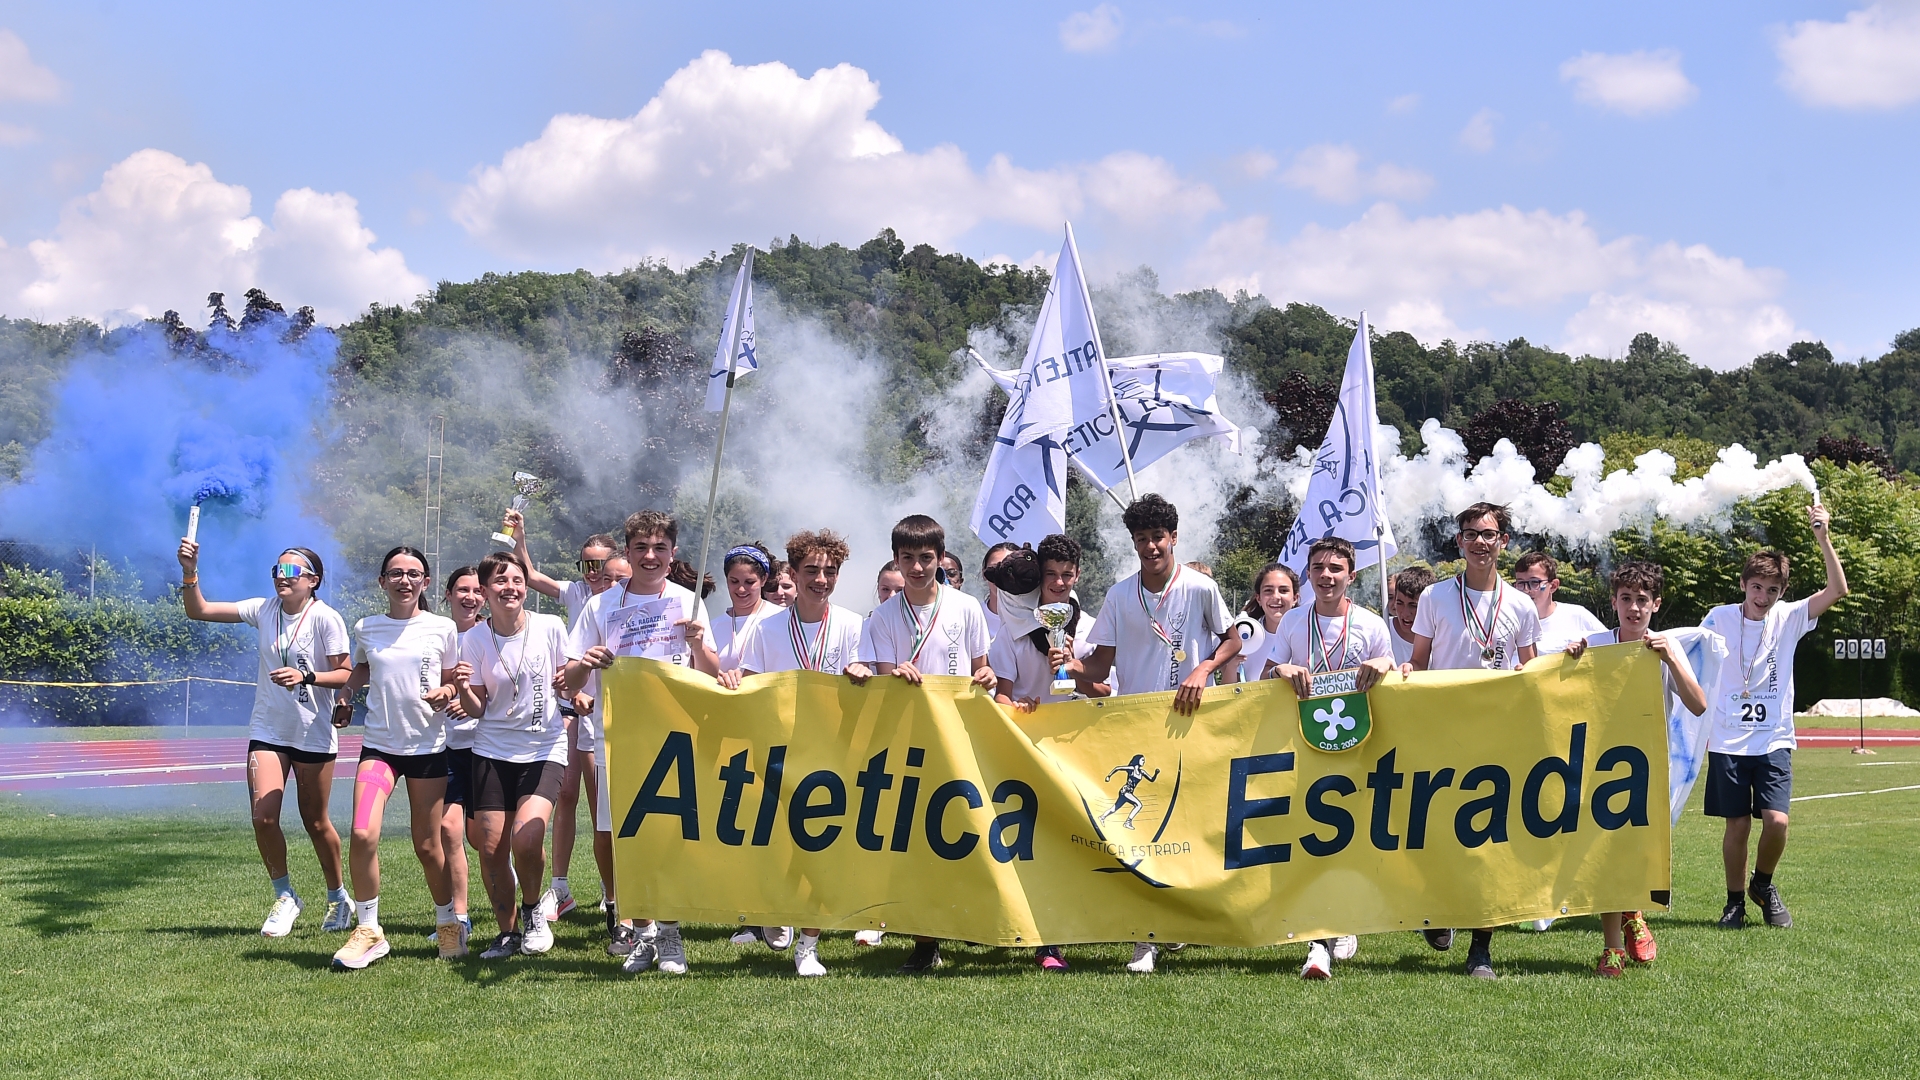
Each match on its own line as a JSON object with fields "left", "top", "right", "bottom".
{"left": 602, "top": 643, "right": 1669, "bottom": 946}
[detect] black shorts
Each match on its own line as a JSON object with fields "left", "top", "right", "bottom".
{"left": 470, "top": 756, "right": 564, "bottom": 813}
{"left": 357, "top": 745, "right": 449, "bottom": 781}
{"left": 1704, "top": 750, "right": 1793, "bottom": 818}
{"left": 445, "top": 747, "right": 475, "bottom": 807}
{"left": 246, "top": 739, "right": 336, "bottom": 766}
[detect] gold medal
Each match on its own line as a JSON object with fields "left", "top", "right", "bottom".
{"left": 1173, "top": 647, "right": 1187, "bottom": 663}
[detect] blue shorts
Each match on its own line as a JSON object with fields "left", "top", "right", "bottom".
{"left": 1704, "top": 749, "right": 1793, "bottom": 818}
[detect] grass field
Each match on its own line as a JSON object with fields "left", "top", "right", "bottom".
{"left": 4, "top": 747, "right": 1918, "bottom": 1079}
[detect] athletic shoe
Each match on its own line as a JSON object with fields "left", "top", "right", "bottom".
{"left": 1301, "top": 941, "right": 1332, "bottom": 980}
{"left": 764, "top": 926, "right": 793, "bottom": 950}
{"left": 1751, "top": 880, "right": 1793, "bottom": 928}
{"left": 794, "top": 935, "right": 826, "bottom": 977}
{"left": 654, "top": 923, "right": 688, "bottom": 974}
{"left": 853, "top": 930, "right": 885, "bottom": 947}
{"left": 607, "top": 923, "right": 639, "bottom": 958}
{"left": 1595, "top": 947, "right": 1627, "bottom": 978}
{"left": 520, "top": 904, "right": 554, "bottom": 955}
{"left": 1717, "top": 899, "right": 1747, "bottom": 930}
{"left": 1423, "top": 928, "right": 1454, "bottom": 951}
{"left": 1036, "top": 945, "right": 1068, "bottom": 972}
{"left": 321, "top": 898, "right": 356, "bottom": 933}
{"left": 1465, "top": 946, "right": 1496, "bottom": 979}
{"left": 537, "top": 889, "right": 559, "bottom": 924}
{"left": 1623, "top": 912, "right": 1657, "bottom": 963}
{"left": 480, "top": 932, "right": 523, "bottom": 960}
{"left": 437, "top": 919, "right": 469, "bottom": 959}
{"left": 553, "top": 891, "right": 578, "bottom": 919}
{"left": 260, "top": 894, "right": 303, "bottom": 938}
{"left": 729, "top": 927, "right": 759, "bottom": 945}
{"left": 1164, "top": 942, "right": 1187, "bottom": 952}
{"left": 1332, "top": 935, "right": 1358, "bottom": 961}
{"left": 898, "top": 940, "right": 944, "bottom": 974}
{"left": 1533, "top": 918, "right": 1556, "bottom": 932}
{"left": 620, "top": 940, "right": 658, "bottom": 973}
{"left": 332, "top": 924, "right": 390, "bottom": 970}
{"left": 597, "top": 897, "right": 611, "bottom": 915}
{"left": 424, "top": 915, "right": 471, "bottom": 942}
{"left": 1126, "top": 942, "right": 1157, "bottom": 974}
{"left": 638, "top": 920, "right": 659, "bottom": 944}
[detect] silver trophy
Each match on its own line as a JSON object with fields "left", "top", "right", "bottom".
{"left": 490, "top": 471, "right": 544, "bottom": 548}
{"left": 1037, "top": 603, "right": 1076, "bottom": 696}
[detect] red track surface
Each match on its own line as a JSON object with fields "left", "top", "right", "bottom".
{"left": 0, "top": 736, "right": 363, "bottom": 792}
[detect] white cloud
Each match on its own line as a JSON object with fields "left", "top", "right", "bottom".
{"left": 0, "top": 121, "right": 36, "bottom": 145}
{"left": 1183, "top": 204, "right": 1805, "bottom": 368}
{"left": 0, "top": 29, "right": 60, "bottom": 102}
{"left": 1231, "top": 150, "right": 1279, "bottom": 179}
{"left": 6, "top": 149, "right": 426, "bottom": 325}
{"left": 1458, "top": 108, "right": 1498, "bottom": 152}
{"left": 1559, "top": 49, "right": 1697, "bottom": 115}
{"left": 1278, "top": 144, "right": 1432, "bottom": 203}
{"left": 1776, "top": 3, "right": 1920, "bottom": 109}
{"left": 1060, "top": 5, "right": 1125, "bottom": 53}
{"left": 454, "top": 51, "right": 1217, "bottom": 269}
{"left": 1387, "top": 93, "right": 1420, "bottom": 115}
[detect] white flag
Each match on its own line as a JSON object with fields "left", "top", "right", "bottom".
{"left": 1277, "top": 312, "right": 1397, "bottom": 572}
{"left": 970, "top": 432, "right": 1068, "bottom": 548}
{"left": 705, "top": 250, "right": 757, "bottom": 413}
{"left": 1664, "top": 627, "right": 1727, "bottom": 825}
{"left": 1004, "top": 225, "right": 1116, "bottom": 452}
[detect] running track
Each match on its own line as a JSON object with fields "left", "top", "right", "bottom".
{"left": 0, "top": 736, "right": 363, "bottom": 792}
{"left": 1, "top": 729, "right": 1914, "bottom": 793}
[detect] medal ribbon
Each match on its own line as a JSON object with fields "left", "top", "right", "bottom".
{"left": 490, "top": 618, "right": 534, "bottom": 716}
{"left": 1456, "top": 576, "right": 1503, "bottom": 655}
{"left": 901, "top": 588, "right": 945, "bottom": 666}
{"left": 788, "top": 605, "right": 834, "bottom": 672}
{"left": 275, "top": 599, "right": 315, "bottom": 670}
{"left": 1137, "top": 564, "right": 1184, "bottom": 655}
{"left": 1309, "top": 600, "right": 1352, "bottom": 673}
{"left": 1737, "top": 610, "right": 1779, "bottom": 696}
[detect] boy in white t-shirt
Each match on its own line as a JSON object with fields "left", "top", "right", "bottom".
{"left": 1407, "top": 502, "right": 1541, "bottom": 979}
{"left": 1056, "top": 494, "right": 1238, "bottom": 976}
{"left": 1386, "top": 565, "right": 1434, "bottom": 667}
{"left": 989, "top": 534, "right": 1099, "bottom": 713}
{"left": 1566, "top": 560, "right": 1708, "bottom": 977}
{"left": 1513, "top": 552, "right": 1606, "bottom": 655}
{"left": 1699, "top": 504, "right": 1847, "bottom": 931}
{"left": 845, "top": 514, "right": 995, "bottom": 975}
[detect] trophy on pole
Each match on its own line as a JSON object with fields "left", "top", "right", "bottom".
{"left": 490, "top": 472, "right": 544, "bottom": 549}
{"left": 1037, "top": 603, "right": 1077, "bottom": 696}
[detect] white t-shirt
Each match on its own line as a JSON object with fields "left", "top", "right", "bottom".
{"left": 460, "top": 612, "right": 571, "bottom": 764}
{"left": 1536, "top": 602, "right": 1607, "bottom": 655}
{"left": 984, "top": 604, "right": 1003, "bottom": 645}
{"left": 1412, "top": 577, "right": 1542, "bottom": 672}
{"left": 1266, "top": 602, "right": 1395, "bottom": 675}
{"left": 739, "top": 605, "right": 865, "bottom": 675}
{"left": 711, "top": 599, "right": 781, "bottom": 671}
{"left": 1702, "top": 598, "right": 1816, "bottom": 756}
{"left": 1087, "top": 567, "right": 1234, "bottom": 697}
{"left": 1390, "top": 620, "right": 1417, "bottom": 667}
{"left": 237, "top": 596, "right": 350, "bottom": 754}
{"left": 445, "top": 626, "right": 479, "bottom": 750}
{"left": 568, "top": 579, "right": 713, "bottom": 750}
{"left": 558, "top": 579, "right": 594, "bottom": 629}
{"left": 351, "top": 612, "right": 460, "bottom": 756}
{"left": 859, "top": 585, "right": 992, "bottom": 676}
{"left": 990, "top": 609, "right": 1095, "bottom": 704}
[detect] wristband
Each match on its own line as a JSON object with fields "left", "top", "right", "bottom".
{"left": 301, "top": 671, "right": 316, "bottom": 686}
{"left": 181, "top": 576, "right": 198, "bottom": 586}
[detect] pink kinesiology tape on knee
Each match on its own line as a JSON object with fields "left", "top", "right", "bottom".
{"left": 353, "top": 761, "right": 396, "bottom": 830}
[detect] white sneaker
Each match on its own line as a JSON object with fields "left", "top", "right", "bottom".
{"left": 729, "top": 927, "right": 760, "bottom": 945}
{"left": 1533, "top": 918, "right": 1556, "bottom": 932}
{"left": 260, "top": 894, "right": 303, "bottom": 938}
{"left": 520, "top": 905, "right": 554, "bottom": 954}
{"left": 654, "top": 923, "right": 687, "bottom": 974}
{"left": 764, "top": 926, "right": 793, "bottom": 950}
{"left": 853, "top": 930, "right": 885, "bottom": 947}
{"left": 638, "top": 920, "right": 659, "bottom": 944}
{"left": 1127, "top": 942, "right": 1157, "bottom": 974}
{"left": 320, "top": 897, "right": 356, "bottom": 932}
{"left": 538, "top": 889, "right": 558, "bottom": 924}
{"left": 1301, "top": 941, "right": 1332, "bottom": 980}
{"left": 620, "top": 940, "right": 657, "bottom": 973}
{"left": 553, "top": 890, "right": 577, "bottom": 919}
{"left": 794, "top": 934, "right": 826, "bottom": 977}
{"left": 1333, "top": 935, "right": 1359, "bottom": 961}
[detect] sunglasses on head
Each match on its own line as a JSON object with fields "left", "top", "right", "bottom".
{"left": 271, "top": 562, "right": 312, "bottom": 581}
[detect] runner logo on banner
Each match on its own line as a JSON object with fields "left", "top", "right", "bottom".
{"left": 1297, "top": 669, "right": 1371, "bottom": 753}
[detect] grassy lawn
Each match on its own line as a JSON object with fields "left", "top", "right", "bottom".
{"left": 2, "top": 747, "right": 1917, "bottom": 1079}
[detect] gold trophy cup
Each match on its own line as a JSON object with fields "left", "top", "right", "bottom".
{"left": 490, "top": 472, "right": 544, "bottom": 548}
{"left": 1037, "top": 602, "right": 1076, "bottom": 696}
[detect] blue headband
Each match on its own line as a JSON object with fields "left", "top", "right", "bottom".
{"left": 724, "top": 545, "right": 771, "bottom": 575}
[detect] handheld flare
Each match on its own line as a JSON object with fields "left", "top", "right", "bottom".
{"left": 186, "top": 503, "right": 201, "bottom": 543}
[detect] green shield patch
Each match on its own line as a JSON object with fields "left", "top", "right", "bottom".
{"left": 1297, "top": 669, "right": 1372, "bottom": 752}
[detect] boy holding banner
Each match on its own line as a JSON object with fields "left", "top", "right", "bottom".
{"left": 566, "top": 509, "right": 718, "bottom": 974}
{"left": 1406, "top": 503, "right": 1541, "bottom": 979}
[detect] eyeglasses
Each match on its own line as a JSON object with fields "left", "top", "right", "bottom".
{"left": 577, "top": 559, "right": 606, "bottom": 574}
{"left": 1512, "top": 577, "right": 1552, "bottom": 592}
{"left": 1457, "top": 529, "right": 1506, "bottom": 544}
{"left": 271, "top": 562, "right": 312, "bottom": 581}
{"left": 383, "top": 569, "right": 426, "bottom": 582}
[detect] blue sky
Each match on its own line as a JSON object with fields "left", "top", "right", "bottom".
{"left": 1, "top": 1, "right": 1915, "bottom": 367}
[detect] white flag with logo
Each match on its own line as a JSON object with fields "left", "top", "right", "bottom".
{"left": 1277, "top": 312, "right": 1397, "bottom": 572}
{"left": 704, "top": 251, "right": 757, "bottom": 413}
{"left": 970, "top": 430, "right": 1068, "bottom": 548}
{"left": 1003, "top": 224, "right": 1115, "bottom": 451}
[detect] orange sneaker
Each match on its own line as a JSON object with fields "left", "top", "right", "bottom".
{"left": 1623, "top": 911, "right": 1657, "bottom": 964}
{"left": 1595, "top": 947, "right": 1627, "bottom": 978}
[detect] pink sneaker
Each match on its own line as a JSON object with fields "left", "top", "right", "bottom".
{"left": 1035, "top": 946, "right": 1069, "bottom": 972}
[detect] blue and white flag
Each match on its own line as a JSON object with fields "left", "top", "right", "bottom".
{"left": 705, "top": 249, "right": 757, "bottom": 413}
{"left": 1665, "top": 626, "right": 1727, "bottom": 825}
{"left": 1002, "top": 224, "right": 1117, "bottom": 453}
{"left": 1277, "top": 312, "right": 1397, "bottom": 573}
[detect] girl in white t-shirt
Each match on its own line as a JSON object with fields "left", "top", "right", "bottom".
{"left": 711, "top": 543, "right": 782, "bottom": 670}
{"left": 452, "top": 551, "right": 572, "bottom": 961}
{"left": 1230, "top": 562, "right": 1298, "bottom": 683}
{"left": 762, "top": 559, "right": 797, "bottom": 607}
{"left": 436, "top": 565, "right": 487, "bottom": 944}
{"left": 327, "top": 547, "right": 462, "bottom": 969}
{"left": 177, "top": 537, "right": 352, "bottom": 940}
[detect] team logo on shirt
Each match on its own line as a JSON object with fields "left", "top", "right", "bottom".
{"left": 1072, "top": 752, "right": 1187, "bottom": 887}
{"left": 1297, "top": 669, "right": 1372, "bottom": 753}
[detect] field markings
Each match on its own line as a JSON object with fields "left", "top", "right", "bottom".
{"left": 1792, "top": 783, "right": 1920, "bottom": 803}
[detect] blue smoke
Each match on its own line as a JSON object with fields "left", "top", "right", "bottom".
{"left": 0, "top": 320, "right": 341, "bottom": 601}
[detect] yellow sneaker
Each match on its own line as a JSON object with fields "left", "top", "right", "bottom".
{"left": 332, "top": 924, "right": 390, "bottom": 970}
{"left": 437, "top": 919, "right": 469, "bottom": 960}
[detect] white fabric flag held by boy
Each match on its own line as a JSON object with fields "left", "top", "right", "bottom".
{"left": 1277, "top": 312, "right": 1398, "bottom": 572}
{"left": 704, "top": 252, "right": 757, "bottom": 413}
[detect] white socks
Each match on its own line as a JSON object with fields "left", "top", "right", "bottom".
{"left": 355, "top": 897, "right": 379, "bottom": 928}
{"left": 553, "top": 876, "right": 570, "bottom": 897}
{"left": 433, "top": 902, "right": 456, "bottom": 924}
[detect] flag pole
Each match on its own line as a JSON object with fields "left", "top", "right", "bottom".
{"left": 1364, "top": 310, "right": 1391, "bottom": 619}
{"left": 1068, "top": 222, "right": 1139, "bottom": 504}
{"left": 697, "top": 247, "right": 755, "bottom": 585}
